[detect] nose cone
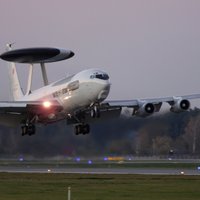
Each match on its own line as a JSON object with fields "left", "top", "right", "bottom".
{"left": 97, "top": 83, "right": 110, "bottom": 101}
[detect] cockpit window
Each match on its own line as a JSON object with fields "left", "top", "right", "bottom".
{"left": 90, "top": 73, "right": 109, "bottom": 80}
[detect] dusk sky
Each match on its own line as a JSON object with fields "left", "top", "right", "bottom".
{"left": 0, "top": 0, "right": 200, "bottom": 103}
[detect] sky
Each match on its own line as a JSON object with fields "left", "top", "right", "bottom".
{"left": 0, "top": 0, "right": 200, "bottom": 103}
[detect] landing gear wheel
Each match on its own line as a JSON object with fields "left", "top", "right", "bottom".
{"left": 21, "top": 125, "right": 28, "bottom": 136}
{"left": 75, "top": 125, "right": 81, "bottom": 135}
{"left": 27, "top": 124, "right": 36, "bottom": 136}
{"left": 21, "top": 123, "right": 36, "bottom": 136}
{"left": 74, "top": 124, "right": 90, "bottom": 135}
{"left": 82, "top": 124, "right": 90, "bottom": 135}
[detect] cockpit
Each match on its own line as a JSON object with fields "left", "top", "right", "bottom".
{"left": 90, "top": 73, "right": 109, "bottom": 80}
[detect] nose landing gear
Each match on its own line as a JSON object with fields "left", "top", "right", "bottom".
{"left": 91, "top": 106, "right": 100, "bottom": 118}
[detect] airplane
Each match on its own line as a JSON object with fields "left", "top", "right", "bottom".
{"left": 0, "top": 44, "right": 200, "bottom": 136}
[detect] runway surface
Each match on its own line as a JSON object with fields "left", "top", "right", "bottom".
{"left": 0, "top": 166, "right": 199, "bottom": 175}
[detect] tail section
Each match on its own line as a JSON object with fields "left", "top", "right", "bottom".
{"left": 6, "top": 44, "right": 23, "bottom": 100}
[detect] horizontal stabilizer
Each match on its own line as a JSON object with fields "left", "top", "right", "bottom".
{"left": 0, "top": 47, "right": 74, "bottom": 63}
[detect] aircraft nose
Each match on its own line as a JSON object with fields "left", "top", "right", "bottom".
{"left": 97, "top": 83, "right": 110, "bottom": 101}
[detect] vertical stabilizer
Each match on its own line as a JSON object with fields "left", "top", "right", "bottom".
{"left": 6, "top": 44, "right": 23, "bottom": 100}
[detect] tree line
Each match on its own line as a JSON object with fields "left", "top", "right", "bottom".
{"left": 0, "top": 108, "right": 200, "bottom": 157}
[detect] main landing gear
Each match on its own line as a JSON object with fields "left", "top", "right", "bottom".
{"left": 75, "top": 124, "right": 90, "bottom": 135}
{"left": 73, "top": 105, "right": 101, "bottom": 135}
{"left": 21, "top": 123, "right": 36, "bottom": 136}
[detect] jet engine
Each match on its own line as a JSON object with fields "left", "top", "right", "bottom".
{"left": 134, "top": 103, "right": 155, "bottom": 117}
{"left": 170, "top": 98, "right": 190, "bottom": 113}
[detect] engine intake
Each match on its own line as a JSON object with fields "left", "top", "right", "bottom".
{"left": 135, "top": 103, "right": 155, "bottom": 117}
{"left": 170, "top": 99, "right": 190, "bottom": 113}
{"left": 144, "top": 103, "right": 155, "bottom": 114}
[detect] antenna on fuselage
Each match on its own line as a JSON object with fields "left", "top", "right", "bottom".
{"left": 0, "top": 47, "right": 75, "bottom": 95}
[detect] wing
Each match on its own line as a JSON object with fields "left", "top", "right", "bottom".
{"left": 67, "top": 93, "right": 200, "bottom": 125}
{"left": 0, "top": 100, "right": 63, "bottom": 126}
{"left": 104, "top": 93, "right": 200, "bottom": 117}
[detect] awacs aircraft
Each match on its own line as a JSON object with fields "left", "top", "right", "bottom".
{"left": 0, "top": 44, "right": 200, "bottom": 136}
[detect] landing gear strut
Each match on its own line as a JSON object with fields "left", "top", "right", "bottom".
{"left": 91, "top": 106, "right": 100, "bottom": 118}
{"left": 21, "top": 123, "right": 36, "bottom": 136}
{"left": 75, "top": 124, "right": 90, "bottom": 135}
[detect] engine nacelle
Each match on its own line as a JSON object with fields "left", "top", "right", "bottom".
{"left": 170, "top": 99, "right": 190, "bottom": 113}
{"left": 134, "top": 103, "right": 155, "bottom": 117}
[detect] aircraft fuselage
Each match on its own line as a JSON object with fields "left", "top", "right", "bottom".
{"left": 19, "top": 69, "right": 111, "bottom": 123}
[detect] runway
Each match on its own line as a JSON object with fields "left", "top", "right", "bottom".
{"left": 0, "top": 166, "right": 199, "bottom": 175}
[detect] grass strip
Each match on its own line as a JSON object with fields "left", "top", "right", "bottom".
{"left": 0, "top": 173, "right": 200, "bottom": 200}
